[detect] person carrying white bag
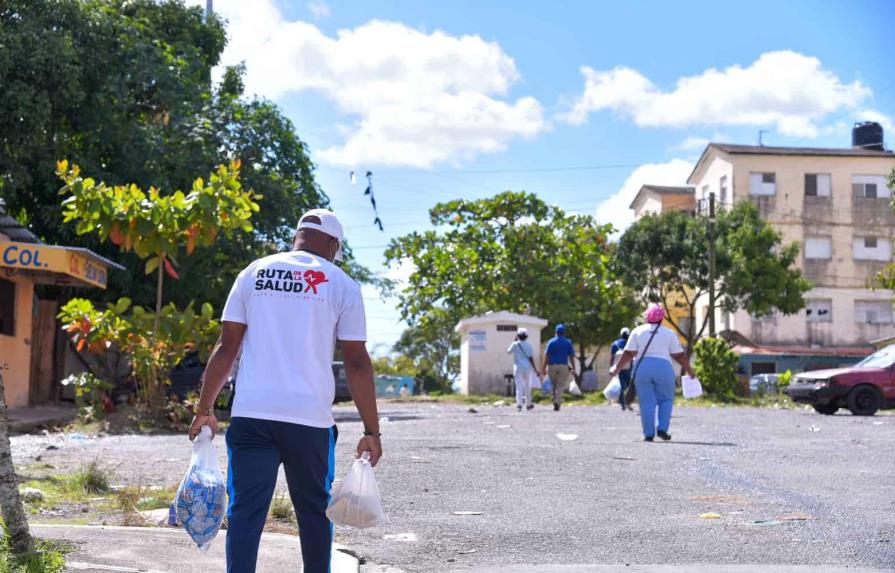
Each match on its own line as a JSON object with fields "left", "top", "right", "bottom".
{"left": 188, "top": 210, "right": 383, "bottom": 573}
{"left": 326, "top": 452, "right": 385, "bottom": 528}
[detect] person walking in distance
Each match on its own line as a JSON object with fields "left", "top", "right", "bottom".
{"left": 609, "top": 304, "right": 695, "bottom": 442}
{"left": 188, "top": 209, "right": 382, "bottom": 573}
{"left": 611, "top": 327, "right": 633, "bottom": 410}
{"left": 507, "top": 328, "right": 539, "bottom": 411}
{"left": 541, "top": 324, "right": 577, "bottom": 411}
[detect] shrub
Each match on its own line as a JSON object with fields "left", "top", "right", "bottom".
{"left": 269, "top": 491, "right": 294, "bottom": 521}
{"left": 693, "top": 337, "right": 740, "bottom": 401}
{"left": 60, "top": 372, "right": 112, "bottom": 422}
{"left": 777, "top": 369, "right": 793, "bottom": 390}
{"left": 69, "top": 460, "right": 113, "bottom": 495}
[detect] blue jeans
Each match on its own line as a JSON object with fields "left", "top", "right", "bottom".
{"left": 632, "top": 357, "right": 676, "bottom": 437}
{"left": 225, "top": 417, "right": 337, "bottom": 573}
{"left": 618, "top": 369, "right": 632, "bottom": 409}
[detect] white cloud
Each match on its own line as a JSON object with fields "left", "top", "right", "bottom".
{"left": 673, "top": 136, "right": 710, "bottom": 152}
{"left": 307, "top": 1, "right": 330, "bottom": 19}
{"left": 561, "top": 51, "right": 871, "bottom": 138}
{"left": 595, "top": 159, "right": 694, "bottom": 232}
{"left": 194, "top": 0, "right": 545, "bottom": 168}
{"left": 857, "top": 110, "right": 894, "bottom": 134}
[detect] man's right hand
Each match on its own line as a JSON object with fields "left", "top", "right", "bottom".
{"left": 356, "top": 435, "right": 382, "bottom": 467}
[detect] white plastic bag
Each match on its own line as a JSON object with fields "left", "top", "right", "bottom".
{"left": 326, "top": 453, "right": 385, "bottom": 529}
{"left": 603, "top": 376, "right": 622, "bottom": 401}
{"left": 531, "top": 374, "right": 542, "bottom": 390}
{"left": 682, "top": 375, "right": 703, "bottom": 399}
{"left": 175, "top": 426, "right": 226, "bottom": 551}
{"left": 568, "top": 380, "right": 583, "bottom": 396}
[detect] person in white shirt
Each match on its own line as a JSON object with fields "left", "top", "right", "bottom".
{"left": 507, "top": 328, "right": 539, "bottom": 411}
{"left": 188, "top": 209, "right": 381, "bottom": 573}
{"left": 609, "top": 304, "right": 695, "bottom": 442}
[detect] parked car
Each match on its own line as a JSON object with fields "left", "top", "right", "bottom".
{"left": 785, "top": 344, "right": 895, "bottom": 416}
{"left": 749, "top": 373, "right": 780, "bottom": 395}
{"left": 332, "top": 361, "right": 352, "bottom": 403}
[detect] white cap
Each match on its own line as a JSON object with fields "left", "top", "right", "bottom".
{"left": 517, "top": 327, "right": 528, "bottom": 336}
{"left": 620, "top": 327, "right": 631, "bottom": 336}
{"left": 297, "top": 209, "right": 344, "bottom": 261}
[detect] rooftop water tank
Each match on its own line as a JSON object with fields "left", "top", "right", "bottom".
{"left": 852, "top": 121, "right": 884, "bottom": 151}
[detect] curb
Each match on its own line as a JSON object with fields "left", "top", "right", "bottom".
{"left": 31, "top": 524, "right": 361, "bottom": 573}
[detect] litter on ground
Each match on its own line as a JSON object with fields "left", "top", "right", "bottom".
{"left": 555, "top": 433, "right": 579, "bottom": 441}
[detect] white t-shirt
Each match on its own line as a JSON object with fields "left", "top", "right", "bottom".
{"left": 507, "top": 340, "right": 535, "bottom": 371}
{"left": 623, "top": 323, "right": 683, "bottom": 364}
{"left": 221, "top": 250, "right": 366, "bottom": 428}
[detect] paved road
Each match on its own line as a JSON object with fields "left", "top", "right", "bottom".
{"left": 13, "top": 401, "right": 895, "bottom": 573}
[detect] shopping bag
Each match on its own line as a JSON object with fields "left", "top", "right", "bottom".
{"left": 568, "top": 380, "right": 583, "bottom": 396}
{"left": 541, "top": 377, "right": 553, "bottom": 394}
{"left": 603, "top": 376, "right": 622, "bottom": 401}
{"left": 682, "top": 375, "right": 703, "bottom": 399}
{"left": 326, "top": 452, "right": 385, "bottom": 529}
{"left": 175, "top": 426, "right": 226, "bottom": 551}
{"left": 531, "top": 374, "right": 542, "bottom": 390}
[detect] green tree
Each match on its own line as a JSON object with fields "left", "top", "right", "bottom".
{"left": 614, "top": 202, "right": 811, "bottom": 352}
{"left": 385, "top": 192, "right": 640, "bottom": 382}
{"left": 393, "top": 308, "right": 460, "bottom": 393}
{"left": 0, "top": 1, "right": 331, "bottom": 308}
{"left": 693, "top": 337, "right": 741, "bottom": 401}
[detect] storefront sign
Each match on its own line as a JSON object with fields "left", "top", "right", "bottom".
{"left": 0, "top": 242, "right": 111, "bottom": 288}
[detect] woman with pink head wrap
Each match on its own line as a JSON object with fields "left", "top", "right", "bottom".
{"left": 609, "top": 303, "right": 696, "bottom": 441}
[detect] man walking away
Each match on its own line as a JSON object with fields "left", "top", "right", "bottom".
{"left": 541, "top": 324, "right": 577, "bottom": 411}
{"left": 611, "top": 327, "right": 633, "bottom": 410}
{"left": 507, "top": 328, "right": 538, "bottom": 411}
{"left": 188, "top": 209, "right": 382, "bottom": 573}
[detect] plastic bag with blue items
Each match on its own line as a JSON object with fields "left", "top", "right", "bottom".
{"left": 174, "top": 426, "right": 226, "bottom": 551}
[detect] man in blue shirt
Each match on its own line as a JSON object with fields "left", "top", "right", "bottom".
{"left": 610, "top": 327, "right": 632, "bottom": 410}
{"left": 540, "top": 324, "right": 577, "bottom": 411}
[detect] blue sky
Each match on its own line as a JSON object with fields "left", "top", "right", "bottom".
{"left": 196, "top": 0, "right": 895, "bottom": 352}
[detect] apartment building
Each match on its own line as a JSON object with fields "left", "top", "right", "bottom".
{"left": 686, "top": 127, "right": 895, "bottom": 373}
{"left": 630, "top": 184, "right": 696, "bottom": 218}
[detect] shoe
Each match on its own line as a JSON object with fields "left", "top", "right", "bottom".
{"left": 644, "top": 436, "right": 654, "bottom": 442}
{"left": 526, "top": 404, "right": 535, "bottom": 410}
{"left": 553, "top": 404, "right": 561, "bottom": 412}
{"left": 517, "top": 405, "right": 523, "bottom": 412}
{"left": 657, "top": 430, "right": 672, "bottom": 441}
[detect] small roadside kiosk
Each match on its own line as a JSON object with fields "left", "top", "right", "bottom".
{"left": 456, "top": 311, "right": 548, "bottom": 395}
{"left": 0, "top": 205, "right": 123, "bottom": 408}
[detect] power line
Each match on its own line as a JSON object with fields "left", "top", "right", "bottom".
{"left": 319, "top": 162, "right": 643, "bottom": 176}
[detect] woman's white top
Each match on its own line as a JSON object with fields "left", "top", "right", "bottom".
{"left": 623, "top": 323, "right": 684, "bottom": 363}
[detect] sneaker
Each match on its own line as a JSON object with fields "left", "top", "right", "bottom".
{"left": 644, "top": 436, "right": 654, "bottom": 442}
{"left": 526, "top": 404, "right": 535, "bottom": 410}
{"left": 517, "top": 405, "right": 523, "bottom": 412}
{"left": 553, "top": 404, "right": 561, "bottom": 412}
{"left": 657, "top": 430, "right": 672, "bottom": 441}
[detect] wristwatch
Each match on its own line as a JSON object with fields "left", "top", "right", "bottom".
{"left": 193, "top": 405, "right": 214, "bottom": 416}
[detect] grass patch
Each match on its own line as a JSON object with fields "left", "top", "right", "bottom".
{"left": 269, "top": 491, "right": 293, "bottom": 521}
{"left": 0, "top": 536, "right": 70, "bottom": 573}
{"left": 67, "top": 460, "right": 113, "bottom": 495}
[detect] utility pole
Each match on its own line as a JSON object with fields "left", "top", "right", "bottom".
{"left": 206, "top": 0, "right": 213, "bottom": 20}
{"left": 708, "top": 192, "right": 717, "bottom": 337}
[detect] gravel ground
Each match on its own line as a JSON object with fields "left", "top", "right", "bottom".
{"left": 12, "top": 401, "right": 895, "bottom": 572}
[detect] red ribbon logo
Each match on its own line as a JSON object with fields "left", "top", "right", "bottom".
{"left": 304, "top": 270, "right": 329, "bottom": 294}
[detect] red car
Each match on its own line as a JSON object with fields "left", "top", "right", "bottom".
{"left": 786, "top": 344, "right": 895, "bottom": 416}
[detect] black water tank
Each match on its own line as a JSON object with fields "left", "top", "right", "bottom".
{"left": 852, "top": 121, "right": 884, "bottom": 150}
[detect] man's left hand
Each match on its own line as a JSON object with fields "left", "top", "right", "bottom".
{"left": 356, "top": 435, "right": 382, "bottom": 467}
{"left": 188, "top": 414, "right": 218, "bottom": 441}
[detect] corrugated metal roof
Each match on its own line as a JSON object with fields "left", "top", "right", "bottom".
{"left": 640, "top": 185, "right": 695, "bottom": 195}
{"left": 711, "top": 142, "right": 894, "bottom": 158}
{"left": 0, "top": 204, "right": 40, "bottom": 244}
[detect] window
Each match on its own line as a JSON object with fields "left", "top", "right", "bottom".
{"left": 852, "top": 175, "right": 892, "bottom": 198}
{"left": 853, "top": 237, "right": 891, "bottom": 261}
{"left": 0, "top": 279, "right": 14, "bottom": 337}
{"left": 805, "top": 174, "right": 831, "bottom": 197}
{"left": 806, "top": 299, "right": 832, "bottom": 323}
{"left": 749, "top": 173, "right": 776, "bottom": 195}
{"left": 719, "top": 176, "right": 728, "bottom": 204}
{"left": 805, "top": 236, "right": 832, "bottom": 260}
{"left": 855, "top": 300, "right": 893, "bottom": 324}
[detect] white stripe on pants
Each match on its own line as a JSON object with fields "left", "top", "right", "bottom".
{"left": 514, "top": 367, "right": 533, "bottom": 407}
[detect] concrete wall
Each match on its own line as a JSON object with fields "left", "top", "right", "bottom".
{"left": 0, "top": 270, "right": 35, "bottom": 408}
{"left": 692, "top": 152, "right": 895, "bottom": 347}
{"left": 458, "top": 313, "right": 547, "bottom": 395}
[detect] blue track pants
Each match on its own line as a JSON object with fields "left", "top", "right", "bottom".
{"left": 225, "top": 417, "right": 337, "bottom": 573}
{"left": 633, "top": 357, "right": 676, "bottom": 438}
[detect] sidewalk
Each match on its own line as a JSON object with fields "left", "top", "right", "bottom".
{"left": 8, "top": 405, "right": 76, "bottom": 434}
{"left": 31, "top": 524, "right": 359, "bottom": 573}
